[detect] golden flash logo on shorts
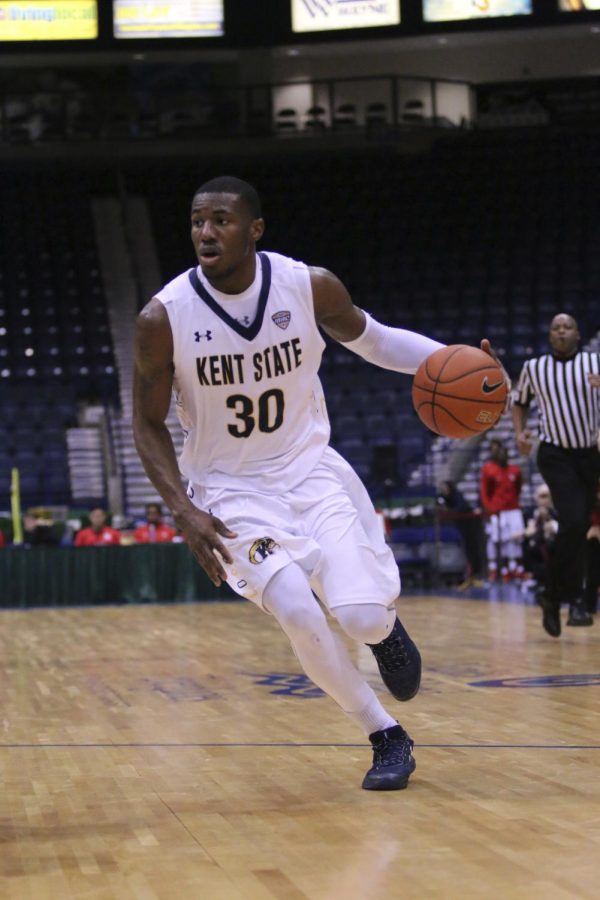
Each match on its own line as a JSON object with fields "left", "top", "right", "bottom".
{"left": 249, "top": 537, "right": 280, "bottom": 565}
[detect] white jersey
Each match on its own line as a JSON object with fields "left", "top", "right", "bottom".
{"left": 155, "top": 251, "right": 330, "bottom": 494}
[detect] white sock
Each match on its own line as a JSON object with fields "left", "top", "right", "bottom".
{"left": 347, "top": 690, "right": 397, "bottom": 736}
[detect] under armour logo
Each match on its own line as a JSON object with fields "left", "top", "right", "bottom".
{"left": 236, "top": 316, "right": 251, "bottom": 326}
{"left": 194, "top": 330, "right": 212, "bottom": 342}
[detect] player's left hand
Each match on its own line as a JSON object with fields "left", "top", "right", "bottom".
{"left": 587, "top": 373, "right": 600, "bottom": 388}
{"left": 480, "top": 338, "right": 511, "bottom": 412}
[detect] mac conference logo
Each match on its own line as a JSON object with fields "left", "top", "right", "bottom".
{"left": 272, "top": 310, "right": 291, "bottom": 330}
{"left": 248, "top": 537, "right": 280, "bottom": 565}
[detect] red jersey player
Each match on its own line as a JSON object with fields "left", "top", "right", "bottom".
{"left": 480, "top": 439, "right": 524, "bottom": 582}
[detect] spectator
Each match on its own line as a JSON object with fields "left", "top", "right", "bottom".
{"left": 23, "top": 507, "right": 61, "bottom": 547}
{"left": 0, "top": 529, "right": 5, "bottom": 548}
{"left": 134, "top": 502, "right": 176, "bottom": 544}
{"left": 74, "top": 508, "right": 121, "bottom": 546}
{"left": 437, "top": 480, "right": 486, "bottom": 588}
{"left": 480, "top": 439, "right": 525, "bottom": 583}
{"left": 512, "top": 313, "right": 600, "bottom": 635}
{"left": 521, "top": 484, "right": 558, "bottom": 605}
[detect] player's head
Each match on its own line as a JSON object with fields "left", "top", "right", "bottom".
{"left": 145, "top": 502, "right": 162, "bottom": 525}
{"left": 89, "top": 508, "right": 107, "bottom": 530}
{"left": 191, "top": 176, "right": 264, "bottom": 290}
{"left": 549, "top": 313, "right": 579, "bottom": 358}
{"left": 489, "top": 438, "right": 507, "bottom": 465}
{"left": 194, "top": 176, "right": 262, "bottom": 219}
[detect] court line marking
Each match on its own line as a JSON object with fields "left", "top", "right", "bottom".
{"left": 0, "top": 591, "right": 537, "bottom": 612}
{"left": 0, "top": 742, "right": 598, "bottom": 750}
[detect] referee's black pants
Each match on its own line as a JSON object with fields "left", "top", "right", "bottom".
{"left": 536, "top": 442, "right": 600, "bottom": 607}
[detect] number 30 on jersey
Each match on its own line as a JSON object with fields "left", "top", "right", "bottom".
{"left": 226, "top": 389, "right": 285, "bottom": 438}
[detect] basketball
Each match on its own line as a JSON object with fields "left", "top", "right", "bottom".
{"left": 412, "top": 344, "right": 507, "bottom": 439}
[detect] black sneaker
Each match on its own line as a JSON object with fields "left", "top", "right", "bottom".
{"left": 367, "top": 617, "right": 421, "bottom": 701}
{"left": 542, "top": 596, "right": 561, "bottom": 637}
{"left": 567, "top": 601, "right": 594, "bottom": 627}
{"left": 362, "top": 724, "right": 416, "bottom": 791}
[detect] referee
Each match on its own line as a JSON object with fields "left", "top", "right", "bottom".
{"left": 512, "top": 313, "right": 600, "bottom": 637}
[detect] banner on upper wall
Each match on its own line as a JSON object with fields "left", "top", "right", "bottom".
{"left": 113, "top": 0, "right": 224, "bottom": 38}
{"left": 558, "top": 1, "right": 600, "bottom": 9}
{"left": 423, "top": 0, "right": 532, "bottom": 21}
{"left": 291, "top": 0, "right": 400, "bottom": 33}
{"left": 0, "top": 0, "right": 98, "bottom": 40}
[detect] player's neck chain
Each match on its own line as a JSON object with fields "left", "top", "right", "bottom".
{"left": 188, "top": 252, "right": 272, "bottom": 342}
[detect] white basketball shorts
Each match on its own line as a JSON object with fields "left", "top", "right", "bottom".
{"left": 486, "top": 509, "right": 525, "bottom": 547}
{"left": 188, "top": 446, "right": 400, "bottom": 611}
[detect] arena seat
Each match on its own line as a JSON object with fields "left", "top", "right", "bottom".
{"left": 0, "top": 171, "right": 118, "bottom": 507}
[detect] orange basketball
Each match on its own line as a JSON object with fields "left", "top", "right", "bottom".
{"left": 412, "top": 344, "right": 507, "bottom": 439}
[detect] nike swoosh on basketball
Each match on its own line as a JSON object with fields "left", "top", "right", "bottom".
{"left": 482, "top": 377, "right": 504, "bottom": 393}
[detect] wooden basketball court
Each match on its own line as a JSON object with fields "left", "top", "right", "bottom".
{"left": 0, "top": 594, "right": 598, "bottom": 899}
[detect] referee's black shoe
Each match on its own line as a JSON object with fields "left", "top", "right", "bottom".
{"left": 367, "top": 617, "right": 421, "bottom": 701}
{"left": 541, "top": 596, "right": 561, "bottom": 637}
{"left": 362, "top": 724, "right": 416, "bottom": 791}
{"left": 567, "top": 599, "right": 594, "bottom": 627}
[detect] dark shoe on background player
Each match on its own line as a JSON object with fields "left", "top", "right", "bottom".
{"left": 362, "top": 724, "right": 416, "bottom": 791}
{"left": 367, "top": 617, "right": 421, "bottom": 701}
{"left": 541, "top": 595, "right": 561, "bottom": 637}
{"left": 567, "top": 599, "right": 594, "bottom": 627}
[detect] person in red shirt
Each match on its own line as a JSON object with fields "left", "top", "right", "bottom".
{"left": 0, "top": 530, "right": 5, "bottom": 548}
{"left": 74, "top": 508, "right": 122, "bottom": 546}
{"left": 480, "top": 439, "right": 524, "bottom": 582}
{"left": 134, "top": 502, "right": 176, "bottom": 544}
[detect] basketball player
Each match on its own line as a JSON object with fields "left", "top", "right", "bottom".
{"left": 480, "top": 439, "right": 524, "bottom": 582}
{"left": 133, "top": 176, "right": 499, "bottom": 791}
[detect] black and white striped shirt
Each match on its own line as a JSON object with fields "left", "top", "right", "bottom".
{"left": 514, "top": 351, "right": 600, "bottom": 449}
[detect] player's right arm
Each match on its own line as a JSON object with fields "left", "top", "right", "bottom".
{"left": 310, "top": 268, "right": 508, "bottom": 388}
{"left": 310, "top": 267, "right": 443, "bottom": 372}
{"left": 133, "top": 298, "right": 237, "bottom": 586}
